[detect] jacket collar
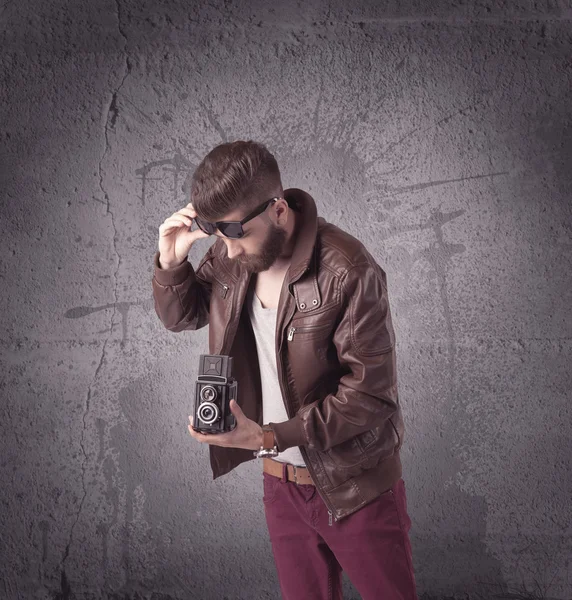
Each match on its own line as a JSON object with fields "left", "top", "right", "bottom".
{"left": 212, "top": 187, "right": 319, "bottom": 285}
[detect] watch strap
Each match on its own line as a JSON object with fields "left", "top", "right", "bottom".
{"left": 254, "top": 425, "right": 279, "bottom": 458}
{"left": 262, "top": 425, "right": 276, "bottom": 449}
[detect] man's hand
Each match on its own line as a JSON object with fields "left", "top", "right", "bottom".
{"left": 188, "top": 399, "right": 264, "bottom": 451}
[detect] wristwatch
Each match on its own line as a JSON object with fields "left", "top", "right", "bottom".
{"left": 254, "top": 425, "right": 279, "bottom": 458}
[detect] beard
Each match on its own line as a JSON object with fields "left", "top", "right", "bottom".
{"left": 236, "top": 222, "right": 288, "bottom": 273}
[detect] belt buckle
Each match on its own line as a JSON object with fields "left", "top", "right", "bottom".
{"left": 292, "top": 464, "right": 299, "bottom": 484}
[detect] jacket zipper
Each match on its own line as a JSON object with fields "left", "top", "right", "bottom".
{"left": 280, "top": 323, "right": 339, "bottom": 525}
{"left": 217, "top": 272, "right": 252, "bottom": 355}
{"left": 212, "top": 277, "right": 231, "bottom": 353}
{"left": 212, "top": 276, "right": 229, "bottom": 299}
{"left": 298, "top": 445, "right": 338, "bottom": 525}
{"left": 279, "top": 276, "right": 340, "bottom": 524}
{"left": 287, "top": 322, "right": 331, "bottom": 341}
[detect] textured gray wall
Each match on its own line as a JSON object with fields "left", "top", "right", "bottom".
{"left": 1, "top": 1, "right": 571, "bottom": 599}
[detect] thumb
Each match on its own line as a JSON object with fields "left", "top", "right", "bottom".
{"left": 191, "top": 227, "right": 210, "bottom": 241}
{"left": 229, "top": 399, "right": 244, "bottom": 420}
{"left": 184, "top": 227, "right": 209, "bottom": 245}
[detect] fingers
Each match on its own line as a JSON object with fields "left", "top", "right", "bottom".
{"left": 188, "top": 419, "right": 206, "bottom": 441}
{"left": 188, "top": 415, "right": 208, "bottom": 442}
{"left": 182, "top": 202, "right": 198, "bottom": 218}
{"left": 158, "top": 203, "right": 203, "bottom": 236}
{"left": 177, "top": 208, "right": 196, "bottom": 221}
{"left": 188, "top": 416, "right": 232, "bottom": 447}
{"left": 158, "top": 214, "right": 194, "bottom": 236}
{"left": 163, "top": 216, "right": 192, "bottom": 228}
{"left": 159, "top": 219, "right": 189, "bottom": 236}
{"left": 180, "top": 205, "right": 198, "bottom": 218}
{"left": 188, "top": 424, "right": 228, "bottom": 447}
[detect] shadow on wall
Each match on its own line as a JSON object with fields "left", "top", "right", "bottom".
{"left": 101, "top": 370, "right": 234, "bottom": 597}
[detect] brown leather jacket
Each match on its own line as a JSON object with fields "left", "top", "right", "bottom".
{"left": 152, "top": 188, "right": 405, "bottom": 522}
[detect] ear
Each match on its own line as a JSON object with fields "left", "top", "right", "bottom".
{"left": 274, "top": 198, "right": 289, "bottom": 223}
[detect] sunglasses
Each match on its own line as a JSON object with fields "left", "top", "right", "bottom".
{"left": 194, "top": 197, "right": 281, "bottom": 239}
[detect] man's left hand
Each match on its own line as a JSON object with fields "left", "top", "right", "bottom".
{"left": 188, "top": 399, "right": 263, "bottom": 451}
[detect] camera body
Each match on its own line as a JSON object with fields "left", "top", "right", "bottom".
{"left": 192, "top": 354, "right": 237, "bottom": 434}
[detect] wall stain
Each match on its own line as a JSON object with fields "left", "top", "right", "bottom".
{"left": 198, "top": 99, "right": 229, "bottom": 143}
{"left": 135, "top": 149, "right": 193, "bottom": 207}
{"left": 64, "top": 300, "right": 152, "bottom": 347}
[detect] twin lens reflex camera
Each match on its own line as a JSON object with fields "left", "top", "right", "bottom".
{"left": 191, "top": 354, "right": 237, "bottom": 434}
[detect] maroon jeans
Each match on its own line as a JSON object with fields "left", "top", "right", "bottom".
{"left": 262, "top": 464, "right": 418, "bottom": 600}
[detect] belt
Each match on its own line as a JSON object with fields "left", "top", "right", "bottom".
{"left": 263, "top": 457, "right": 314, "bottom": 485}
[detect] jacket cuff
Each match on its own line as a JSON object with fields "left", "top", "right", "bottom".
{"left": 153, "top": 251, "right": 193, "bottom": 286}
{"left": 269, "top": 415, "right": 307, "bottom": 452}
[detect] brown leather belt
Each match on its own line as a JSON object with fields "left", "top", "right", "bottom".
{"left": 263, "top": 457, "right": 314, "bottom": 485}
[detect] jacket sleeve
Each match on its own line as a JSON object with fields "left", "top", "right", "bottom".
{"left": 270, "top": 260, "right": 399, "bottom": 452}
{"left": 151, "top": 246, "right": 215, "bottom": 332}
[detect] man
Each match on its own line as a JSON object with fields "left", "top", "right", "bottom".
{"left": 152, "top": 140, "right": 418, "bottom": 600}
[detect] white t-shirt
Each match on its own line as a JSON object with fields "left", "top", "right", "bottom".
{"left": 247, "top": 281, "right": 306, "bottom": 466}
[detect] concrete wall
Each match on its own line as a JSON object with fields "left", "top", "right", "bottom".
{"left": 1, "top": 1, "right": 571, "bottom": 599}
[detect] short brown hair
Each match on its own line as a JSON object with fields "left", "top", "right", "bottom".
{"left": 186, "top": 140, "right": 284, "bottom": 221}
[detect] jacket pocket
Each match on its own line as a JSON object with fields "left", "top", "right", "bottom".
{"left": 323, "top": 422, "right": 398, "bottom": 476}
{"left": 325, "top": 429, "right": 378, "bottom": 468}
{"left": 287, "top": 321, "right": 333, "bottom": 341}
{"left": 211, "top": 276, "right": 230, "bottom": 299}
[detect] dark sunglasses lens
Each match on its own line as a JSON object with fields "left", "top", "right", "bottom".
{"left": 196, "top": 219, "right": 215, "bottom": 235}
{"left": 219, "top": 223, "right": 243, "bottom": 238}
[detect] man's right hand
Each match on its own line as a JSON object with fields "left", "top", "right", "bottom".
{"left": 157, "top": 202, "right": 211, "bottom": 269}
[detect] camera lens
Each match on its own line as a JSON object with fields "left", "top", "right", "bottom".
{"left": 197, "top": 401, "right": 220, "bottom": 425}
{"left": 200, "top": 385, "right": 218, "bottom": 402}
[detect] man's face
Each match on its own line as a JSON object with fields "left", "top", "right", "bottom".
{"left": 213, "top": 202, "right": 288, "bottom": 273}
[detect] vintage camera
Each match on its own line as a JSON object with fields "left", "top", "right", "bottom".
{"left": 192, "top": 354, "right": 237, "bottom": 434}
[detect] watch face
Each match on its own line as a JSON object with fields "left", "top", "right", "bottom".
{"left": 257, "top": 447, "right": 279, "bottom": 458}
